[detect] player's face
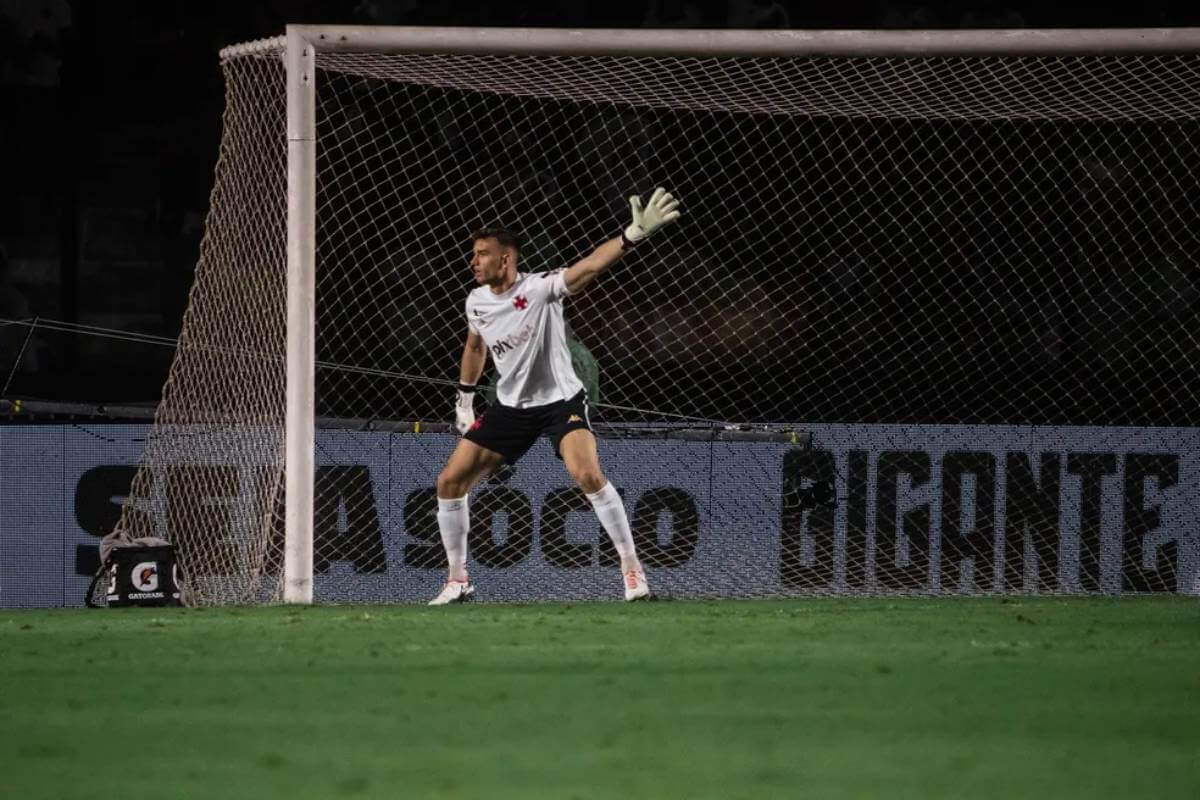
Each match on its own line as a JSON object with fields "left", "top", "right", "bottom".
{"left": 470, "top": 238, "right": 514, "bottom": 285}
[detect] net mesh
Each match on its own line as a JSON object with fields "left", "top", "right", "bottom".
{"left": 114, "top": 40, "right": 1200, "bottom": 604}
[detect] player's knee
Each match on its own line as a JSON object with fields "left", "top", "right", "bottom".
{"left": 570, "top": 467, "right": 606, "bottom": 494}
{"left": 436, "top": 470, "right": 468, "bottom": 499}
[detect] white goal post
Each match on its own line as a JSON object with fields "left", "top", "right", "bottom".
{"left": 116, "top": 26, "right": 1200, "bottom": 606}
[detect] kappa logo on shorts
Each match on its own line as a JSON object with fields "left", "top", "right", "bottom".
{"left": 567, "top": 414, "right": 583, "bottom": 423}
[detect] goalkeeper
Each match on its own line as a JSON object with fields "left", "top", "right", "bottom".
{"left": 429, "top": 188, "right": 681, "bottom": 604}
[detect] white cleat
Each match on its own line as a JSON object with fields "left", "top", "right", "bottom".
{"left": 428, "top": 579, "right": 474, "bottom": 606}
{"left": 623, "top": 568, "right": 650, "bottom": 602}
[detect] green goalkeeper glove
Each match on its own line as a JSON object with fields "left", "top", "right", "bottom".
{"left": 623, "top": 187, "right": 681, "bottom": 244}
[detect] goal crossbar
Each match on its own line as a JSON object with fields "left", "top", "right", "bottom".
{"left": 225, "top": 26, "right": 1200, "bottom": 60}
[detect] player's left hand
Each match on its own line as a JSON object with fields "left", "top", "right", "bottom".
{"left": 624, "top": 187, "right": 681, "bottom": 243}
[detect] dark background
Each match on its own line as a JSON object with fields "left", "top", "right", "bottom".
{"left": 2, "top": 0, "right": 1199, "bottom": 408}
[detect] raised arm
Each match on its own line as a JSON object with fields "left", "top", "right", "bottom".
{"left": 563, "top": 187, "right": 681, "bottom": 295}
{"left": 454, "top": 329, "right": 487, "bottom": 434}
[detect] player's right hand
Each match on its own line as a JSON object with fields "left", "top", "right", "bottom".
{"left": 454, "top": 387, "right": 476, "bottom": 435}
{"left": 624, "top": 187, "right": 681, "bottom": 243}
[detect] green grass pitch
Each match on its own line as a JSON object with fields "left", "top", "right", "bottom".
{"left": 2, "top": 597, "right": 1197, "bottom": 799}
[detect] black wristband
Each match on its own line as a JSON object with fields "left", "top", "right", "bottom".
{"left": 620, "top": 231, "right": 638, "bottom": 250}
{"left": 457, "top": 383, "right": 476, "bottom": 394}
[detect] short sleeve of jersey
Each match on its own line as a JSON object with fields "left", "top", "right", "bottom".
{"left": 465, "top": 296, "right": 480, "bottom": 335}
{"left": 536, "top": 269, "right": 571, "bottom": 302}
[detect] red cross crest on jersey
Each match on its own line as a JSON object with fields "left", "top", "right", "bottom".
{"left": 513, "top": 295, "right": 529, "bottom": 310}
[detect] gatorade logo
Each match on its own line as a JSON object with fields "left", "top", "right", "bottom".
{"left": 131, "top": 562, "right": 159, "bottom": 592}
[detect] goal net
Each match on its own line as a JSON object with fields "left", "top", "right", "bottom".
{"left": 114, "top": 29, "right": 1200, "bottom": 604}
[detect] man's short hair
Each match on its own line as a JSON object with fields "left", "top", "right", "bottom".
{"left": 472, "top": 226, "right": 521, "bottom": 254}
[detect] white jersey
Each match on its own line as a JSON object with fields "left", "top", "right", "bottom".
{"left": 465, "top": 270, "right": 584, "bottom": 408}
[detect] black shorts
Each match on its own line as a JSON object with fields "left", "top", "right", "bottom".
{"left": 463, "top": 390, "right": 592, "bottom": 465}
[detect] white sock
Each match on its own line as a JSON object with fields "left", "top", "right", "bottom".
{"left": 586, "top": 482, "right": 640, "bottom": 572}
{"left": 436, "top": 494, "right": 470, "bottom": 581}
